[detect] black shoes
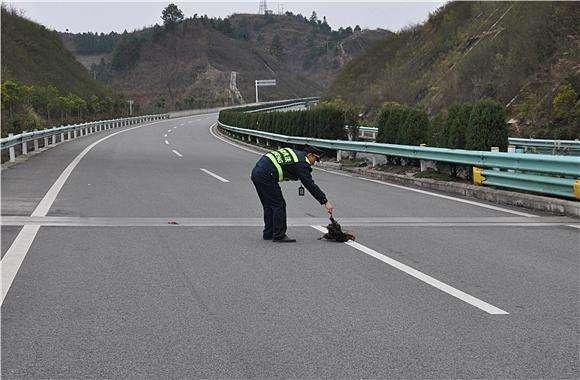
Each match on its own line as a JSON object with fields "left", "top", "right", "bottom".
{"left": 263, "top": 235, "right": 273, "bottom": 240}
{"left": 273, "top": 235, "right": 297, "bottom": 243}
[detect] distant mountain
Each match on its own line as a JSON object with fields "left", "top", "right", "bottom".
{"left": 61, "top": 12, "right": 390, "bottom": 112}
{"left": 1, "top": 7, "right": 107, "bottom": 98}
{"left": 326, "top": 2, "right": 579, "bottom": 137}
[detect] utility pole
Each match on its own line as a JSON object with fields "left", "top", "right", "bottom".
{"left": 258, "top": 0, "right": 268, "bottom": 14}
{"left": 127, "top": 100, "right": 134, "bottom": 116}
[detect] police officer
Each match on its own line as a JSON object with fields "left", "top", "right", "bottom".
{"left": 251, "top": 145, "right": 334, "bottom": 243}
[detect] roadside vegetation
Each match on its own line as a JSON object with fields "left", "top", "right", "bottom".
{"left": 327, "top": 2, "right": 579, "bottom": 139}
{"left": 1, "top": 6, "right": 129, "bottom": 137}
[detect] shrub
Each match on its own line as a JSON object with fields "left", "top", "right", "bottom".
{"left": 465, "top": 99, "right": 508, "bottom": 151}
{"left": 442, "top": 102, "right": 472, "bottom": 149}
{"left": 376, "top": 102, "right": 429, "bottom": 145}
{"left": 376, "top": 102, "right": 407, "bottom": 144}
{"left": 218, "top": 103, "right": 347, "bottom": 140}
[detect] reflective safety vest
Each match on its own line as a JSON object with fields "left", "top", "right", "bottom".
{"left": 266, "top": 148, "right": 300, "bottom": 182}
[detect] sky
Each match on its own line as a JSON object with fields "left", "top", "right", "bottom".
{"left": 5, "top": 1, "right": 446, "bottom": 33}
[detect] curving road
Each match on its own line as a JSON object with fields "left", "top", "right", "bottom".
{"left": 1, "top": 113, "right": 578, "bottom": 378}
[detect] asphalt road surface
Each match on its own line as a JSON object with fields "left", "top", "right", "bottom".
{"left": 1, "top": 113, "right": 578, "bottom": 378}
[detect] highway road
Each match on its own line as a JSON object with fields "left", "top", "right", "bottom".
{"left": 1, "top": 113, "right": 578, "bottom": 378}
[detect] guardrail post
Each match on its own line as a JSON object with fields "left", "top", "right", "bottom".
{"left": 74, "top": 129, "right": 78, "bottom": 138}
{"left": 51, "top": 134, "right": 56, "bottom": 145}
{"left": 33, "top": 131, "right": 39, "bottom": 151}
{"left": 336, "top": 149, "right": 342, "bottom": 162}
{"left": 22, "top": 131, "right": 28, "bottom": 155}
{"left": 44, "top": 136, "right": 49, "bottom": 147}
{"left": 60, "top": 132, "right": 65, "bottom": 142}
{"left": 419, "top": 144, "right": 436, "bottom": 172}
{"left": 491, "top": 147, "right": 500, "bottom": 171}
{"left": 68, "top": 130, "right": 72, "bottom": 139}
{"left": 507, "top": 146, "right": 515, "bottom": 172}
{"left": 372, "top": 156, "right": 377, "bottom": 167}
{"left": 8, "top": 133, "right": 15, "bottom": 162}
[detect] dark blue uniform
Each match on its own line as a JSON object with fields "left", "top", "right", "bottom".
{"left": 251, "top": 148, "right": 327, "bottom": 240}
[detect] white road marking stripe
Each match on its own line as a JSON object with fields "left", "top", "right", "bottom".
{"left": 316, "top": 167, "right": 353, "bottom": 177}
{"left": 357, "top": 177, "right": 537, "bottom": 217}
{"left": 167, "top": 129, "right": 172, "bottom": 133}
{"left": 209, "top": 124, "right": 537, "bottom": 218}
{"left": 1, "top": 216, "right": 574, "bottom": 227}
{"left": 1, "top": 225, "right": 40, "bottom": 304}
{"left": 209, "top": 123, "right": 261, "bottom": 155}
{"left": 311, "top": 225, "right": 509, "bottom": 315}
{"left": 200, "top": 168, "right": 230, "bottom": 183}
{"left": 164, "top": 134, "right": 168, "bottom": 137}
{"left": 0, "top": 119, "right": 167, "bottom": 305}
{"left": 165, "top": 140, "right": 170, "bottom": 145}
{"left": 172, "top": 149, "right": 183, "bottom": 157}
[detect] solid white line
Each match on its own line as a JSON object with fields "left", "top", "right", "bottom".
{"left": 310, "top": 225, "right": 509, "bottom": 315}
{"left": 1, "top": 119, "right": 166, "bottom": 305}
{"left": 208, "top": 124, "right": 537, "bottom": 218}
{"left": 164, "top": 134, "right": 168, "bottom": 137}
{"left": 1, "top": 225, "right": 40, "bottom": 304}
{"left": 200, "top": 168, "right": 230, "bottom": 183}
{"left": 357, "top": 177, "right": 537, "bottom": 217}
{"left": 316, "top": 167, "right": 353, "bottom": 177}
{"left": 167, "top": 129, "right": 172, "bottom": 133}
{"left": 209, "top": 123, "right": 262, "bottom": 155}
{"left": 165, "top": 140, "right": 169, "bottom": 145}
{"left": 172, "top": 149, "right": 183, "bottom": 158}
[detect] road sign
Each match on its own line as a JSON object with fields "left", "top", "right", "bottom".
{"left": 255, "top": 79, "right": 276, "bottom": 86}
{"left": 255, "top": 79, "right": 277, "bottom": 102}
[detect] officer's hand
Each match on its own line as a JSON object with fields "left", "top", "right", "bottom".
{"left": 324, "top": 201, "right": 334, "bottom": 215}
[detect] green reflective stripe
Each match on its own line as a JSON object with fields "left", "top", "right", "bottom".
{"left": 285, "top": 148, "right": 299, "bottom": 163}
{"left": 266, "top": 153, "right": 284, "bottom": 182}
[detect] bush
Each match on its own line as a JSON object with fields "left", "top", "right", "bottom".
{"left": 376, "top": 102, "right": 429, "bottom": 145}
{"left": 427, "top": 112, "right": 446, "bottom": 146}
{"left": 218, "top": 103, "right": 347, "bottom": 140}
{"left": 465, "top": 99, "right": 508, "bottom": 151}
{"left": 441, "top": 102, "right": 472, "bottom": 149}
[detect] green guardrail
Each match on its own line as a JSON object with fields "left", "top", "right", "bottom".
{"left": 1, "top": 114, "right": 170, "bottom": 161}
{"left": 508, "top": 137, "right": 580, "bottom": 156}
{"left": 218, "top": 121, "right": 580, "bottom": 199}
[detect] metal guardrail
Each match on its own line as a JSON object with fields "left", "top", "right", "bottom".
{"left": 218, "top": 121, "right": 580, "bottom": 199}
{"left": 246, "top": 100, "right": 317, "bottom": 114}
{"left": 351, "top": 130, "right": 580, "bottom": 156}
{"left": 508, "top": 137, "right": 580, "bottom": 155}
{"left": 1, "top": 113, "right": 169, "bottom": 162}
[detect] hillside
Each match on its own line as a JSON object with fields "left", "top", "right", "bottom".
{"left": 327, "top": 2, "right": 579, "bottom": 138}
{"left": 1, "top": 7, "right": 107, "bottom": 98}
{"left": 61, "top": 12, "right": 389, "bottom": 112}
{"left": 1, "top": 7, "right": 129, "bottom": 136}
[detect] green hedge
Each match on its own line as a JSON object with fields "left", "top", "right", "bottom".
{"left": 376, "top": 102, "right": 428, "bottom": 145}
{"left": 219, "top": 104, "right": 347, "bottom": 140}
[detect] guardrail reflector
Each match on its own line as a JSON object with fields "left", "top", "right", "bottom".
{"left": 574, "top": 180, "right": 580, "bottom": 200}
{"left": 473, "top": 167, "right": 485, "bottom": 185}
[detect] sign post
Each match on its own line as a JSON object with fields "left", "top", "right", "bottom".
{"left": 255, "top": 79, "right": 276, "bottom": 103}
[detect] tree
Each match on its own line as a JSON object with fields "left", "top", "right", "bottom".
{"left": 161, "top": 3, "right": 184, "bottom": 28}
{"left": 1, "top": 80, "right": 23, "bottom": 118}
{"left": 309, "top": 11, "right": 317, "bottom": 23}
{"left": 465, "top": 100, "right": 508, "bottom": 151}
{"left": 269, "top": 34, "right": 284, "bottom": 59}
{"left": 552, "top": 83, "right": 577, "bottom": 120}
